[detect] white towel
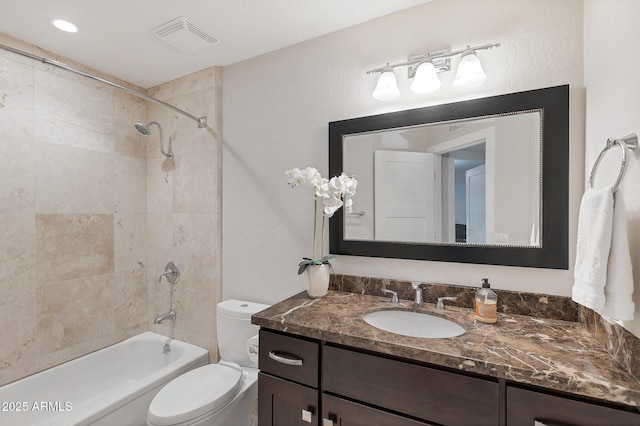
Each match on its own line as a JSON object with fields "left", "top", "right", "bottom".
{"left": 572, "top": 186, "right": 614, "bottom": 311}
{"left": 600, "top": 192, "right": 635, "bottom": 320}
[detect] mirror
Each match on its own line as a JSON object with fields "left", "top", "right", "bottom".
{"left": 329, "top": 85, "right": 568, "bottom": 269}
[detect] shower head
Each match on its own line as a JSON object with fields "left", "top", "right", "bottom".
{"left": 134, "top": 122, "right": 151, "bottom": 136}
{"left": 133, "top": 121, "right": 173, "bottom": 160}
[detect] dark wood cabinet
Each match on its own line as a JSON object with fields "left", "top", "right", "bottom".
{"left": 258, "top": 328, "right": 640, "bottom": 426}
{"left": 506, "top": 385, "right": 640, "bottom": 426}
{"left": 322, "top": 393, "right": 433, "bottom": 426}
{"left": 259, "top": 372, "right": 319, "bottom": 426}
{"left": 322, "top": 344, "right": 499, "bottom": 426}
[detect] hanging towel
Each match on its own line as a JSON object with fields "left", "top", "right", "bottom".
{"left": 572, "top": 186, "right": 614, "bottom": 311}
{"left": 600, "top": 192, "right": 635, "bottom": 320}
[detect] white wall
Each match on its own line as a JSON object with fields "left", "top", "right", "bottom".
{"left": 584, "top": 0, "right": 640, "bottom": 337}
{"left": 222, "top": 0, "right": 584, "bottom": 305}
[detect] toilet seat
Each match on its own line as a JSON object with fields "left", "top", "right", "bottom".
{"left": 147, "top": 363, "right": 244, "bottom": 426}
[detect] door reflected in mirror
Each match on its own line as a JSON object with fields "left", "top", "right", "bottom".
{"left": 344, "top": 111, "right": 541, "bottom": 246}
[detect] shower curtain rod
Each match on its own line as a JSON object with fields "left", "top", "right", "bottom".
{"left": 0, "top": 42, "right": 207, "bottom": 128}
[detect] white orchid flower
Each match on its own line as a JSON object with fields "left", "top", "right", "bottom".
{"left": 323, "top": 196, "right": 344, "bottom": 218}
{"left": 285, "top": 166, "right": 358, "bottom": 262}
{"left": 285, "top": 166, "right": 322, "bottom": 187}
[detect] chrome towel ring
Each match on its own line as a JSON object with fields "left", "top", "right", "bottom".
{"left": 588, "top": 133, "right": 638, "bottom": 193}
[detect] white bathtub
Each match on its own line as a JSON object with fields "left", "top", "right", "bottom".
{"left": 0, "top": 332, "right": 208, "bottom": 426}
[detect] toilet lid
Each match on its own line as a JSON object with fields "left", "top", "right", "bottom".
{"left": 148, "top": 364, "right": 244, "bottom": 426}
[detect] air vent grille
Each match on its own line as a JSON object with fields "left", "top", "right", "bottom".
{"left": 152, "top": 17, "right": 219, "bottom": 53}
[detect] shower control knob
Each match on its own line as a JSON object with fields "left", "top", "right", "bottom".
{"left": 159, "top": 261, "right": 180, "bottom": 284}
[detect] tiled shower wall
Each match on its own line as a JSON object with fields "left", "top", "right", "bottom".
{"left": 145, "top": 68, "right": 222, "bottom": 359}
{"left": 0, "top": 32, "right": 221, "bottom": 385}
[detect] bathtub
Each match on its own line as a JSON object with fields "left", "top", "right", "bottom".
{"left": 0, "top": 332, "right": 208, "bottom": 426}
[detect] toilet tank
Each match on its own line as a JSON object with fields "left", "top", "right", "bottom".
{"left": 216, "top": 299, "right": 270, "bottom": 368}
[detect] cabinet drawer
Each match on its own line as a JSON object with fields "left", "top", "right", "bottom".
{"left": 322, "top": 393, "right": 434, "bottom": 426}
{"left": 506, "top": 386, "right": 640, "bottom": 426}
{"left": 259, "top": 329, "right": 319, "bottom": 388}
{"left": 323, "top": 345, "right": 499, "bottom": 426}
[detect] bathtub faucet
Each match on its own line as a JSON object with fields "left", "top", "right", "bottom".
{"left": 154, "top": 310, "right": 176, "bottom": 325}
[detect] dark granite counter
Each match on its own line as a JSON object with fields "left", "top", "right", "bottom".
{"left": 252, "top": 290, "right": 640, "bottom": 409}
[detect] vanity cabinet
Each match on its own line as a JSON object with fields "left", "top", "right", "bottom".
{"left": 258, "top": 328, "right": 640, "bottom": 426}
{"left": 506, "top": 385, "right": 640, "bottom": 426}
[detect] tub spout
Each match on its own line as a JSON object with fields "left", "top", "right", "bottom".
{"left": 154, "top": 310, "right": 176, "bottom": 324}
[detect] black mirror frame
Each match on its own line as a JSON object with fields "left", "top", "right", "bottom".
{"left": 329, "top": 85, "right": 569, "bottom": 269}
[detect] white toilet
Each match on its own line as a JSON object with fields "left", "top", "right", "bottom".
{"left": 147, "top": 300, "right": 269, "bottom": 426}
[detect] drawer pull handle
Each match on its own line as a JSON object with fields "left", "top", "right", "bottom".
{"left": 301, "top": 409, "right": 313, "bottom": 423}
{"left": 268, "top": 351, "right": 303, "bottom": 366}
{"left": 534, "top": 420, "right": 568, "bottom": 426}
{"left": 322, "top": 419, "right": 335, "bottom": 426}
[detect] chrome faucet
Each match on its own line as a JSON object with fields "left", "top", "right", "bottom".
{"left": 436, "top": 297, "right": 457, "bottom": 310}
{"left": 154, "top": 310, "right": 176, "bottom": 324}
{"left": 411, "top": 282, "right": 424, "bottom": 307}
{"left": 382, "top": 289, "right": 399, "bottom": 305}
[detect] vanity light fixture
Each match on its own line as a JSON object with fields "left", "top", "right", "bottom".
{"left": 368, "top": 43, "right": 500, "bottom": 100}
{"left": 371, "top": 65, "right": 400, "bottom": 101}
{"left": 51, "top": 18, "right": 79, "bottom": 33}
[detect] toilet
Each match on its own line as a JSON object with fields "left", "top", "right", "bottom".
{"left": 147, "top": 300, "right": 269, "bottom": 426}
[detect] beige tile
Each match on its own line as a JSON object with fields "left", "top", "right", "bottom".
{"left": 0, "top": 213, "right": 35, "bottom": 265}
{"left": 147, "top": 157, "right": 175, "bottom": 213}
{"left": 0, "top": 55, "right": 34, "bottom": 139}
{"left": 115, "top": 154, "right": 146, "bottom": 214}
{"left": 114, "top": 93, "right": 147, "bottom": 158}
{"left": 173, "top": 151, "right": 217, "bottom": 214}
{"left": 34, "top": 68, "right": 113, "bottom": 135}
{"left": 35, "top": 143, "right": 114, "bottom": 214}
{"left": 0, "top": 261, "right": 37, "bottom": 386}
{"left": 114, "top": 213, "right": 147, "bottom": 273}
{"left": 172, "top": 67, "right": 217, "bottom": 98}
{"left": 172, "top": 87, "right": 218, "bottom": 155}
{"left": 114, "top": 268, "right": 148, "bottom": 334}
{"left": 34, "top": 113, "right": 114, "bottom": 153}
{"left": 36, "top": 214, "right": 114, "bottom": 284}
{"left": 147, "top": 81, "right": 173, "bottom": 102}
{"left": 0, "top": 136, "right": 35, "bottom": 212}
{"left": 36, "top": 274, "right": 116, "bottom": 354}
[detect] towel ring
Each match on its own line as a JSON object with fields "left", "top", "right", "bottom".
{"left": 588, "top": 133, "right": 638, "bottom": 193}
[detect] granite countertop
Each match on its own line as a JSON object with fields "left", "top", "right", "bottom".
{"left": 251, "top": 290, "right": 640, "bottom": 409}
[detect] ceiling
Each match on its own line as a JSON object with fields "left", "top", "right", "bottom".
{"left": 0, "top": 0, "right": 432, "bottom": 88}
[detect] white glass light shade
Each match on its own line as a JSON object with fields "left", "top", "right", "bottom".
{"left": 372, "top": 69, "right": 400, "bottom": 101}
{"left": 409, "top": 61, "right": 441, "bottom": 94}
{"left": 453, "top": 50, "right": 487, "bottom": 89}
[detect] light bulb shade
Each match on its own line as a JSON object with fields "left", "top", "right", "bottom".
{"left": 410, "top": 61, "right": 441, "bottom": 94}
{"left": 372, "top": 69, "right": 400, "bottom": 101}
{"left": 453, "top": 51, "right": 487, "bottom": 89}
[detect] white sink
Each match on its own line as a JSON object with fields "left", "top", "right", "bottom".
{"left": 363, "top": 310, "right": 465, "bottom": 338}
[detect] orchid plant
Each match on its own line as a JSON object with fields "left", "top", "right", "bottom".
{"left": 285, "top": 167, "right": 358, "bottom": 275}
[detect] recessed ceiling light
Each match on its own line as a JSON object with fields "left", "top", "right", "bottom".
{"left": 51, "top": 18, "right": 78, "bottom": 33}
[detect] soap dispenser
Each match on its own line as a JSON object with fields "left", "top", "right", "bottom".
{"left": 475, "top": 278, "right": 497, "bottom": 324}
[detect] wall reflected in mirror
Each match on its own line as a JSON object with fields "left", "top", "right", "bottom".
{"left": 343, "top": 111, "right": 541, "bottom": 247}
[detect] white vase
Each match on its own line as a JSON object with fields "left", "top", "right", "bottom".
{"left": 303, "top": 264, "right": 331, "bottom": 298}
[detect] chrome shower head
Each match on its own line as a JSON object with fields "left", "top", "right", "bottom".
{"left": 134, "top": 122, "right": 150, "bottom": 136}
{"left": 133, "top": 121, "right": 173, "bottom": 160}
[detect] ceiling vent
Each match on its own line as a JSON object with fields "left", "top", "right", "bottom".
{"left": 152, "top": 17, "right": 219, "bottom": 53}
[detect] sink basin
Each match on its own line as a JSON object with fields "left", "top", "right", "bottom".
{"left": 363, "top": 310, "right": 465, "bottom": 338}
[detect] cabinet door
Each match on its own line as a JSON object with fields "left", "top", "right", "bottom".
{"left": 322, "top": 393, "right": 433, "bottom": 426}
{"left": 323, "top": 345, "right": 499, "bottom": 426}
{"left": 506, "top": 386, "right": 640, "bottom": 426}
{"left": 259, "top": 372, "right": 319, "bottom": 426}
